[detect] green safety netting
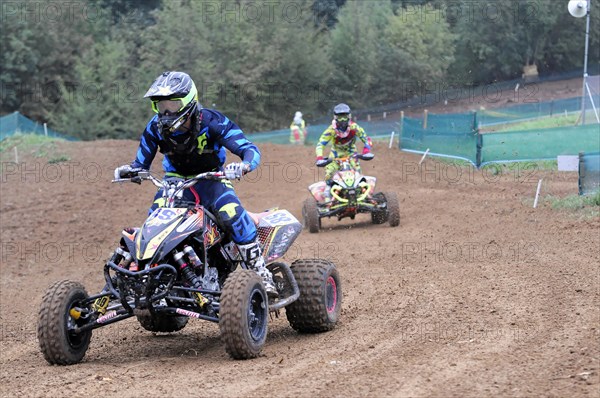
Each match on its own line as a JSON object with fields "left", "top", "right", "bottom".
{"left": 0, "top": 112, "right": 73, "bottom": 141}
{"left": 579, "top": 152, "right": 600, "bottom": 195}
{"left": 480, "top": 124, "right": 600, "bottom": 165}
{"left": 400, "top": 112, "right": 478, "bottom": 164}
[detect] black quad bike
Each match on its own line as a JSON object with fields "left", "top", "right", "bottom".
{"left": 303, "top": 154, "right": 400, "bottom": 233}
{"left": 37, "top": 171, "right": 341, "bottom": 364}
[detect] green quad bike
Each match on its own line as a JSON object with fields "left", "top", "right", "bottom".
{"left": 303, "top": 154, "right": 400, "bottom": 233}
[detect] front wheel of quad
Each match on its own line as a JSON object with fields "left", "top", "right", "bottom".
{"left": 37, "top": 280, "right": 92, "bottom": 365}
{"left": 219, "top": 269, "right": 269, "bottom": 359}
{"left": 286, "top": 259, "right": 342, "bottom": 333}
{"left": 303, "top": 197, "right": 320, "bottom": 233}
{"left": 383, "top": 191, "right": 400, "bottom": 227}
{"left": 137, "top": 313, "right": 188, "bottom": 333}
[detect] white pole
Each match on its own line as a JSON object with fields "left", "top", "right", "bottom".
{"left": 581, "top": 0, "right": 591, "bottom": 125}
{"left": 14, "top": 146, "right": 18, "bottom": 163}
{"left": 383, "top": 112, "right": 387, "bottom": 119}
{"left": 533, "top": 178, "right": 543, "bottom": 208}
{"left": 388, "top": 131, "right": 395, "bottom": 148}
{"left": 419, "top": 148, "right": 430, "bottom": 165}
{"left": 44, "top": 122, "right": 48, "bottom": 136}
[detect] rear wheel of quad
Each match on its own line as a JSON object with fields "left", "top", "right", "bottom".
{"left": 220, "top": 269, "right": 269, "bottom": 359}
{"left": 383, "top": 191, "right": 400, "bottom": 227}
{"left": 303, "top": 197, "right": 320, "bottom": 233}
{"left": 137, "top": 312, "right": 188, "bottom": 333}
{"left": 286, "top": 259, "right": 341, "bottom": 333}
{"left": 37, "top": 280, "right": 92, "bottom": 365}
{"left": 371, "top": 192, "right": 388, "bottom": 224}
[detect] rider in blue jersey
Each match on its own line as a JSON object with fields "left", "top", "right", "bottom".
{"left": 114, "top": 71, "right": 276, "bottom": 295}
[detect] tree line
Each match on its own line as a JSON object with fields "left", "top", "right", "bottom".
{"left": 1, "top": 0, "right": 598, "bottom": 139}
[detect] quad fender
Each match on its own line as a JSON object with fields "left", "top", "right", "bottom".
{"left": 120, "top": 228, "right": 139, "bottom": 255}
{"left": 252, "top": 210, "right": 303, "bottom": 263}
{"left": 364, "top": 176, "right": 377, "bottom": 195}
{"left": 308, "top": 181, "right": 328, "bottom": 203}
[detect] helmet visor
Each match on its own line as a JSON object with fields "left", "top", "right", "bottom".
{"left": 152, "top": 99, "right": 185, "bottom": 115}
{"left": 335, "top": 114, "right": 350, "bottom": 134}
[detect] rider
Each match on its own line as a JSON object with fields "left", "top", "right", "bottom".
{"left": 114, "top": 71, "right": 277, "bottom": 296}
{"left": 289, "top": 111, "right": 307, "bottom": 145}
{"left": 315, "top": 103, "right": 374, "bottom": 188}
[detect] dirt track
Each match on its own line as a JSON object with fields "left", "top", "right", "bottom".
{"left": 0, "top": 140, "right": 598, "bottom": 397}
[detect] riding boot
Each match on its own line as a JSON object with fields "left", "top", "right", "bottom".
{"left": 237, "top": 241, "right": 278, "bottom": 297}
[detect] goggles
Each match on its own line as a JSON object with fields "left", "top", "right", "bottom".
{"left": 335, "top": 115, "right": 350, "bottom": 122}
{"left": 151, "top": 99, "right": 186, "bottom": 115}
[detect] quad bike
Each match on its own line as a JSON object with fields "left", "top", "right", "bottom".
{"left": 37, "top": 170, "right": 341, "bottom": 365}
{"left": 303, "top": 154, "right": 400, "bottom": 233}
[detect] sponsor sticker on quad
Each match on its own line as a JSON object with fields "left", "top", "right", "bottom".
{"left": 261, "top": 210, "right": 297, "bottom": 227}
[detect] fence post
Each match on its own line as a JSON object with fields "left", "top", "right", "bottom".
{"left": 383, "top": 112, "right": 387, "bottom": 119}
{"left": 44, "top": 122, "right": 48, "bottom": 136}
{"left": 423, "top": 109, "right": 428, "bottom": 129}
{"left": 367, "top": 114, "right": 371, "bottom": 122}
{"left": 578, "top": 151, "right": 584, "bottom": 195}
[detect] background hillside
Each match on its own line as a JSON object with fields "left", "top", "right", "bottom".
{"left": 2, "top": 0, "right": 599, "bottom": 138}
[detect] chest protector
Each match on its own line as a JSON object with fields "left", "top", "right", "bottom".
{"left": 334, "top": 128, "right": 357, "bottom": 146}
{"left": 157, "top": 110, "right": 221, "bottom": 175}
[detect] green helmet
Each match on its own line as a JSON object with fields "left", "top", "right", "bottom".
{"left": 145, "top": 71, "right": 198, "bottom": 132}
{"left": 144, "top": 71, "right": 199, "bottom": 154}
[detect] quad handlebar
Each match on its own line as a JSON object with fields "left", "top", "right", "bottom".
{"left": 112, "top": 170, "right": 226, "bottom": 207}
{"left": 316, "top": 153, "right": 374, "bottom": 167}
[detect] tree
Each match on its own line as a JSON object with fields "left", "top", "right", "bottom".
{"left": 51, "top": 38, "right": 145, "bottom": 139}
{"left": 253, "top": 4, "right": 333, "bottom": 130}
{"left": 0, "top": 0, "right": 91, "bottom": 120}
{"left": 139, "top": 0, "right": 333, "bottom": 133}
{"left": 378, "top": 4, "right": 455, "bottom": 103}
{"left": 450, "top": 0, "right": 600, "bottom": 83}
{"left": 312, "top": 0, "right": 347, "bottom": 29}
{"left": 328, "top": 1, "right": 392, "bottom": 108}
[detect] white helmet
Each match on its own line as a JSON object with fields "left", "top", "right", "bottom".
{"left": 293, "top": 111, "right": 303, "bottom": 125}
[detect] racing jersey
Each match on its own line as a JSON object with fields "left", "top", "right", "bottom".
{"left": 132, "top": 108, "right": 260, "bottom": 177}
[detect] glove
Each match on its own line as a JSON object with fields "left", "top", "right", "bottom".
{"left": 114, "top": 165, "right": 142, "bottom": 180}
{"left": 361, "top": 148, "right": 374, "bottom": 160}
{"left": 224, "top": 162, "right": 250, "bottom": 180}
{"left": 315, "top": 156, "right": 328, "bottom": 167}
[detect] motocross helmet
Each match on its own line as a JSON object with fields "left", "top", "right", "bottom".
{"left": 144, "top": 71, "right": 200, "bottom": 154}
{"left": 333, "top": 103, "right": 351, "bottom": 138}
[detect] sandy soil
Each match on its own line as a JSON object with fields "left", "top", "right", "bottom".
{"left": 0, "top": 138, "right": 598, "bottom": 398}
